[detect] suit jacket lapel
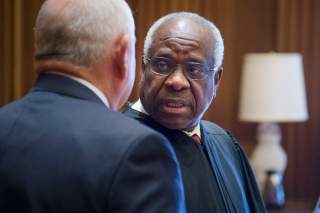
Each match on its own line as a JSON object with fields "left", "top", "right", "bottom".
{"left": 32, "top": 73, "right": 104, "bottom": 105}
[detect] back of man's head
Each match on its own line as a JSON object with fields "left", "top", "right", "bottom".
{"left": 35, "top": 0, "right": 134, "bottom": 66}
{"left": 34, "top": 0, "right": 136, "bottom": 110}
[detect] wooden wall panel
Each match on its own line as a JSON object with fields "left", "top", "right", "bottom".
{"left": 276, "top": 0, "right": 320, "bottom": 202}
{"left": 0, "top": 0, "right": 42, "bottom": 106}
{"left": 0, "top": 0, "right": 15, "bottom": 104}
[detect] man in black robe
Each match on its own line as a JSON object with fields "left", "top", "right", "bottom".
{"left": 124, "top": 12, "right": 266, "bottom": 213}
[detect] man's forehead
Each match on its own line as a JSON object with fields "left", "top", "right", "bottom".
{"left": 158, "top": 18, "right": 205, "bottom": 35}
{"left": 153, "top": 18, "right": 212, "bottom": 48}
{"left": 161, "top": 36, "right": 200, "bottom": 49}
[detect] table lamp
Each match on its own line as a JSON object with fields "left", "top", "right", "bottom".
{"left": 238, "top": 53, "right": 308, "bottom": 207}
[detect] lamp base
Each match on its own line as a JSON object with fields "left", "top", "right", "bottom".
{"left": 250, "top": 122, "right": 287, "bottom": 204}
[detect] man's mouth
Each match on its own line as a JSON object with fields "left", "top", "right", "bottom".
{"left": 160, "top": 100, "right": 188, "bottom": 114}
{"left": 166, "top": 102, "right": 185, "bottom": 108}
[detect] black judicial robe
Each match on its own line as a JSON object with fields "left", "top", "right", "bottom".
{"left": 124, "top": 107, "right": 266, "bottom": 213}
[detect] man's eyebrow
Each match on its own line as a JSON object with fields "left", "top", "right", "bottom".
{"left": 154, "top": 54, "right": 205, "bottom": 64}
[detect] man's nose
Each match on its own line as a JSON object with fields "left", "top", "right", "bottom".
{"left": 164, "top": 66, "right": 190, "bottom": 91}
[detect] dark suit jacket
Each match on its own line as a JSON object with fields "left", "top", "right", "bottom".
{"left": 0, "top": 73, "right": 185, "bottom": 213}
{"left": 124, "top": 107, "right": 266, "bottom": 213}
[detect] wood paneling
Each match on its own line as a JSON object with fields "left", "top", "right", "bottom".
{"left": 1, "top": 0, "right": 14, "bottom": 104}
{"left": 0, "top": 0, "right": 42, "bottom": 104}
{"left": 1, "top": 0, "right": 319, "bottom": 203}
{"left": 276, "top": 0, "right": 320, "bottom": 201}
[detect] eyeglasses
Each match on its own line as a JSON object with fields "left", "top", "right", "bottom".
{"left": 146, "top": 56, "right": 215, "bottom": 80}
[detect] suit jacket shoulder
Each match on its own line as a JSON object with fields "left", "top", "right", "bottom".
{"left": 0, "top": 74, "right": 186, "bottom": 213}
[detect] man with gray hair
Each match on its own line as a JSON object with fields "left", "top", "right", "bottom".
{"left": 0, "top": 1, "right": 185, "bottom": 212}
{"left": 124, "top": 12, "right": 266, "bottom": 212}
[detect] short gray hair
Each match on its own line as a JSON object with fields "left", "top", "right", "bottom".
{"left": 143, "top": 12, "right": 224, "bottom": 69}
{"left": 35, "top": 0, "right": 134, "bottom": 66}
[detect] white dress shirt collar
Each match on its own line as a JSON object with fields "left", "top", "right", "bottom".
{"left": 47, "top": 72, "right": 110, "bottom": 108}
{"left": 131, "top": 99, "right": 201, "bottom": 137}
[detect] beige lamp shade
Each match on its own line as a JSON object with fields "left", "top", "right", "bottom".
{"left": 239, "top": 53, "right": 308, "bottom": 122}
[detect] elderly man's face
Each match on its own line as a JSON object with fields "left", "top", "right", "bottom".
{"left": 140, "top": 18, "right": 222, "bottom": 131}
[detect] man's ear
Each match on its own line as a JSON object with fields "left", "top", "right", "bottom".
{"left": 112, "top": 34, "right": 129, "bottom": 80}
{"left": 214, "top": 67, "right": 223, "bottom": 88}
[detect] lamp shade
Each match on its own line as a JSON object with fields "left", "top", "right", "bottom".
{"left": 239, "top": 53, "right": 308, "bottom": 122}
